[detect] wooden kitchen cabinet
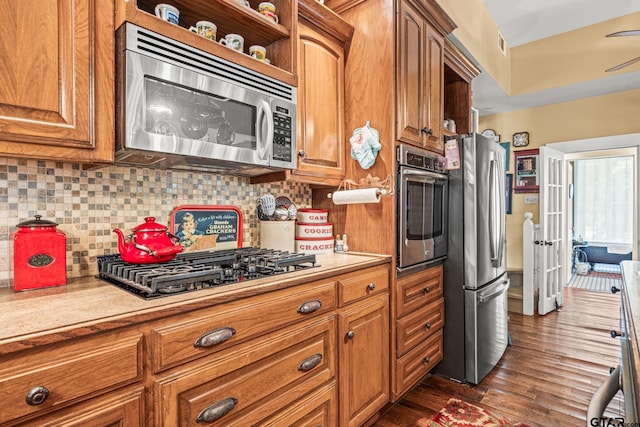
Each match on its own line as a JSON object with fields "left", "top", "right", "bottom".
{"left": 0, "top": 258, "right": 391, "bottom": 427}
{"left": 154, "top": 315, "right": 336, "bottom": 426}
{"left": 16, "top": 387, "right": 144, "bottom": 427}
{"left": 251, "top": 0, "right": 354, "bottom": 187}
{"left": 396, "top": 0, "right": 445, "bottom": 154}
{"left": 0, "top": 329, "right": 143, "bottom": 426}
{"left": 294, "top": 17, "right": 347, "bottom": 184}
{"left": 0, "top": 0, "right": 115, "bottom": 164}
{"left": 117, "top": 0, "right": 297, "bottom": 85}
{"left": 393, "top": 264, "right": 444, "bottom": 400}
{"left": 337, "top": 265, "right": 390, "bottom": 427}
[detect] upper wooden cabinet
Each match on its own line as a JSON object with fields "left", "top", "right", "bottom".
{"left": 444, "top": 39, "right": 480, "bottom": 136}
{"left": 252, "top": 0, "right": 353, "bottom": 187}
{"left": 117, "top": 0, "right": 297, "bottom": 86}
{"left": 396, "top": 0, "right": 445, "bottom": 154}
{"left": 294, "top": 18, "right": 347, "bottom": 184}
{"left": 0, "top": 0, "right": 115, "bottom": 163}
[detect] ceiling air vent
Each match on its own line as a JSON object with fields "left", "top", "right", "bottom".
{"left": 498, "top": 31, "right": 507, "bottom": 56}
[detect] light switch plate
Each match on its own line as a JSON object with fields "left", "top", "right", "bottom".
{"left": 524, "top": 195, "right": 538, "bottom": 204}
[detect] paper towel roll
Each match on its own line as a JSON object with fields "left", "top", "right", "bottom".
{"left": 331, "top": 188, "right": 380, "bottom": 205}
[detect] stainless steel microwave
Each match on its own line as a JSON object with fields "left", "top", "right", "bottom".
{"left": 115, "top": 23, "right": 297, "bottom": 175}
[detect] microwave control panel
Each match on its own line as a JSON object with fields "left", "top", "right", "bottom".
{"left": 272, "top": 109, "right": 293, "bottom": 162}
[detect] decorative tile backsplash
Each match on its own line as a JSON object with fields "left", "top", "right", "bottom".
{"left": 0, "top": 157, "right": 311, "bottom": 287}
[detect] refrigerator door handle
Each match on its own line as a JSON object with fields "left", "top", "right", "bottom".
{"left": 488, "top": 159, "right": 502, "bottom": 265}
{"left": 478, "top": 279, "right": 510, "bottom": 304}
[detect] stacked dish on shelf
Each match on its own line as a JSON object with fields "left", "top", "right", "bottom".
{"left": 295, "top": 209, "right": 334, "bottom": 254}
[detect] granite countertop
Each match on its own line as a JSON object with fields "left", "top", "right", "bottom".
{"left": 0, "top": 252, "right": 390, "bottom": 354}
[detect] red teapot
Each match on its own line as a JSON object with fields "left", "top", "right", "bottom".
{"left": 113, "top": 217, "right": 183, "bottom": 264}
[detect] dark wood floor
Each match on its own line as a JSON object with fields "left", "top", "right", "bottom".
{"left": 374, "top": 287, "right": 623, "bottom": 427}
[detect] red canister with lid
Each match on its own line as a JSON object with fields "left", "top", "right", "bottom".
{"left": 11, "top": 215, "right": 67, "bottom": 291}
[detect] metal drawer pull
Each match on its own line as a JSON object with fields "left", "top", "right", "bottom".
{"left": 298, "top": 353, "right": 323, "bottom": 372}
{"left": 425, "top": 322, "right": 432, "bottom": 330}
{"left": 194, "top": 327, "right": 236, "bottom": 348}
{"left": 196, "top": 397, "right": 238, "bottom": 423}
{"left": 297, "top": 299, "right": 322, "bottom": 314}
{"left": 25, "top": 386, "right": 49, "bottom": 406}
{"left": 367, "top": 283, "right": 376, "bottom": 291}
{"left": 423, "top": 287, "right": 431, "bottom": 294}
{"left": 423, "top": 356, "right": 431, "bottom": 364}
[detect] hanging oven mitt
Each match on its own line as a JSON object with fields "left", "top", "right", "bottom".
{"left": 349, "top": 121, "right": 381, "bottom": 170}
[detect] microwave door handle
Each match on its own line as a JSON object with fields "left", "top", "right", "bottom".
{"left": 256, "top": 100, "right": 273, "bottom": 161}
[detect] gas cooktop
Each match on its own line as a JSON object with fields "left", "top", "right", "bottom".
{"left": 97, "top": 247, "right": 318, "bottom": 299}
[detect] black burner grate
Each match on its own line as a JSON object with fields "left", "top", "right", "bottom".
{"left": 97, "top": 248, "right": 317, "bottom": 299}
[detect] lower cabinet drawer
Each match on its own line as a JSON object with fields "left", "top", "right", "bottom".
{"left": 0, "top": 331, "right": 143, "bottom": 424}
{"left": 154, "top": 315, "right": 336, "bottom": 426}
{"left": 337, "top": 265, "right": 389, "bottom": 306}
{"left": 260, "top": 381, "right": 337, "bottom": 426}
{"left": 394, "top": 329, "right": 443, "bottom": 398}
{"left": 396, "top": 264, "right": 443, "bottom": 318}
{"left": 16, "top": 386, "right": 144, "bottom": 427}
{"left": 396, "top": 297, "right": 444, "bottom": 357}
{"left": 150, "top": 280, "right": 336, "bottom": 372}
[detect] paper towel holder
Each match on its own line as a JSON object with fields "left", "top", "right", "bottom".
{"left": 327, "top": 174, "right": 394, "bottom": 199}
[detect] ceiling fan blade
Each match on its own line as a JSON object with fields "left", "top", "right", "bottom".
{"left": 606, "top": 56, "right": 640, "bottom": 72}
{"left": 606, "top": 30, "right": 640, "bottom": 37}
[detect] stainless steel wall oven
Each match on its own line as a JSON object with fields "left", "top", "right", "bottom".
{"left": 397, "top": 144, "right": 448, "bottom": 274}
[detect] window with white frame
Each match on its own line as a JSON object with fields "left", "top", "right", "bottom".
{"left": 573, "top": 156, "right": 634, "bottom": 244}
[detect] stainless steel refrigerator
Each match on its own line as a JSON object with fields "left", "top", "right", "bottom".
{"left": 434, "top": 133, "right": 510, "bottom": 384}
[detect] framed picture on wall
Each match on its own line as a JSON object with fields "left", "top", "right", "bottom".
{"left": 499, "top": 142, "right": 510, "bottom": 171}
{"left": 505, "top": 174, "right": 513, "bottom": 214}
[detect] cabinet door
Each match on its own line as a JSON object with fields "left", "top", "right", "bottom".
{"left": 396, "top": 0, "right": 427, "bottom": 147}
{"left": 295, "top": 20, "right": 346, "bottom": 181}
{"left": 425, "top": 25, "right": 444, "bottom": 153}
{"left": 0, "top": 0, "right": 114, "bottom": 163}
{"left": 338, "top": 293, "right": 389, "bottom": 427}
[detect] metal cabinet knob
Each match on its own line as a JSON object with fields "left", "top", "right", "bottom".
{"left": 298, "top": 150, "right": 305, "bottom": 158}
{"left": 610, "top": 330, "right": 622, "bottom": 338}
{"left": 346, "top": 331, "right": 355, "bottom": 339}
{"left": 194, "top": 327, "right": 236, "bottom": 348}
{"left": 423, "top": 287, "right": 431, "bottom": 294}
{"left": 298, "top": 299, "right": 322, "bottom": 314}
{"left": 611, "top": 286, "right": 620, "bottom": 294}
{"left": 25, "top": 386, "right": 49, "bottom": 406}
{"left": 423, "top": 356, "right": 430, "bottom": 364}
{"left": 196, "top": 397, "right": 238, "bottom": 423}
{"left": 367, "top": 283, "right": 375, "bottom": 291}
{"left": 425, "top": 322, "right": 432, "bottom": 330}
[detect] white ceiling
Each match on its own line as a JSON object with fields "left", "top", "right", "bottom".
{"left": 469, "top": 0, "right": 640, "bottom": 116}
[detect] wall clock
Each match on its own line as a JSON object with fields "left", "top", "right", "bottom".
{"left": 512, "top": 131, "right": 529, "bottom": 147}
{"left": 481, "top": 129, "right": 496, "bottom": 138}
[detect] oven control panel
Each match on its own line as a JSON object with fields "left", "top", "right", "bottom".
{"left": 398, "top": 144, "right": 447, "bottom": 173}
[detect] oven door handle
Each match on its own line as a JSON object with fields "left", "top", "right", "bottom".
{"left": 586, "top": 365, "right": 621, "bottom": 426}
{"left": 256, "top": 99, "right": 273, "bottom": 161}
{"left": 401, "top": 169, "right": 445, "bottom": 181}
